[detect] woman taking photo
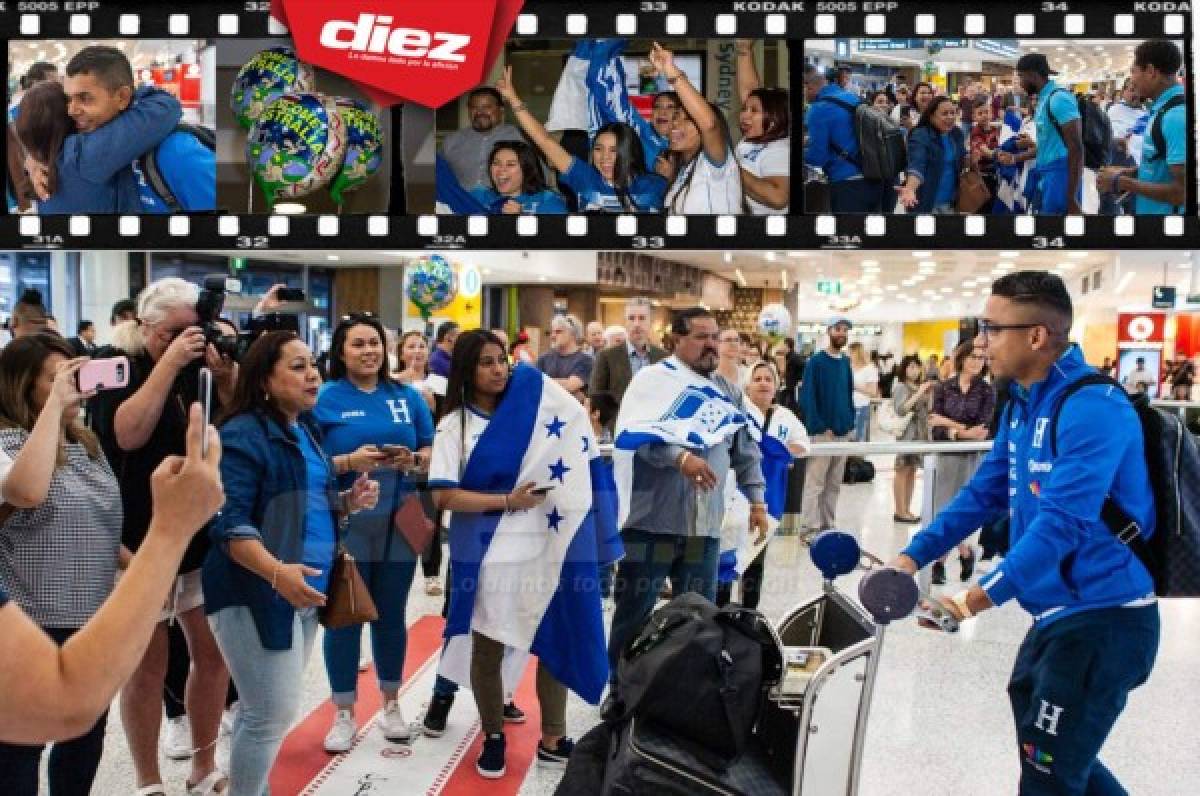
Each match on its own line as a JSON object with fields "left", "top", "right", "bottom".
{"left": 928, "top": 341, "right": 995, "bottom": 584}
{"left": 0, "top": 336, "right": 122, "bottom": 795}
{"left": 896, "top": 95, "right": 969, "bottom": 214}
{"left": 648, "top": 42, "right": 744, "bottom": 215}
{"left": 716, "top": 361, "right": 808, "bottom": 610}
{"left": 314, "top": 315, "right": 435, "bottom": 753}
{"left": 849, "top": 342, "right": 879, "bottom": 442}
{"left": 495, "top": 66, "right": 667, "bottom": 213}
{"left": 891, "top": 355, "right": 934, "bottom": 523}
{"left": 470, "top": 140, "right": 567, "bottom": 214}
{"left": 734, "top": 40, "right": 790, "bottom": 214}
{"left": 203, "top": 332, "right": 379, "bottom": 796}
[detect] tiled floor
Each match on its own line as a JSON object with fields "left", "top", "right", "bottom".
{"left": 76, "top": 458, "right": 1200, "bottom": 795}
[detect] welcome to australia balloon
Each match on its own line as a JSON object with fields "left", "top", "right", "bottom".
{"left": 246, "top": 92, "right": 346, "bottom": 207}
{"left": 329, "top": 98, "right": 384, "bottom": 206}
{"left": 230, "top": 47, "right": 316, "bottom": 130}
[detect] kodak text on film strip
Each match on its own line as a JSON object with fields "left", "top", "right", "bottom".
{"left": 0, "top": 0, "right": 1196, "bottom": 251}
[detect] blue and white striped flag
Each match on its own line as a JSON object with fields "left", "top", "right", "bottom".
{"left": 435, "top": 364, "right": 620, "bottom": 704}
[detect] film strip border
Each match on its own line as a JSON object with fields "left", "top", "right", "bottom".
{"left": 0, "top": 1, "right": 1191, "bottom": 39}
{"left": 5, "top": 213, "right": 1196, "bottom": 251}
{"left": 0, "top": 0, "right": 1195, "bottom": 250}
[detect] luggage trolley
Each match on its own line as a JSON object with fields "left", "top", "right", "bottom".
{"left": 759, "top": 530, "right": 931, "bottom": 796}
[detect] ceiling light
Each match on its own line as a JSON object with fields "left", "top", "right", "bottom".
{"left": 781, "top": 270, "right": 789, "bottom": 290}
{"left": 734, "top": 268, "right": 748, "bottom": 287}
{"left": 963, "top": 291, "right": 975, "bottom": 298}
{"left": 885, "top": 284, "right": 899, "bottom": 291}
{"left": 991, "top": 268, "right": 1006, "bottom": 276}
{"left": 787, "top": 252, "right": 811, "bottom": 258}
{"left": 861, "top": 259, "right": 878, "bottom": 268}
{"left": 923, "top": 289, "right": 937, "bottom": 297}
{"left": 326, "top": 254, "right": 340, "bottom": 261}
{"left": 1178, "top": 263, "right": 1193, "bottom": 270}
{"left": 538, "top": 275, "right": 547, "bottom": 282}
{"left": 765, "top": 251, "right": 777, "bottom": 262}
{"left": 723, "top": 252, "right": 733, "bottom": 263}
{"left": 911, "top": 251, "right": 932, "bottom": 258}
{"left": 1058, "top": 262, "right": 1077, "bottom": 271}
{"left": 902, "top": 278, "right": 917, "bottom": 287}
{"left": 996, "top": 261, "right": 1015, "bottom": 271}
{"left": 940, "top": 286, "right": 954, "bottom": 293}
{"left": 1068, "top": 251, "right": 1089, "bottom": 259}
{"left": 482, "top": 268, "right": 492, "bottom": 275}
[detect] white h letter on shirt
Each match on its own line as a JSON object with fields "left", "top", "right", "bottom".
{"left": 1034, "top": 700, "right": 1064, "bottom": 736}
{"left": 388, "top": 399, "right": 411, "bottom": 425}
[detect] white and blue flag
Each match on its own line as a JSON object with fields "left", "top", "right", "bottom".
{"left": 612, "top": 358, "right": 750, "bottom": 528}
{"left": 435, "top": 364, "right": 619, "bottom": 704}
{"left": 994, "top": 109, "right": 1032, "bottom": 214}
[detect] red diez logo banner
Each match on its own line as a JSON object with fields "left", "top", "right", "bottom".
{"left": 270, "top": 0, "right": 524, "bottom": 108}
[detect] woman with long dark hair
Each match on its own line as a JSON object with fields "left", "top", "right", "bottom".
{"left": 0, "top": 335, "right": 122, "bottom": 796}
{"left": 896, "top": 95, "right": 969, "bottom": 214}
{"left": 470, "top": 140, "right": 567, "bottom": 214}
{"left": 891, "top": 355, "right": 934, "bottom": 522}
{"left": 14, "top": 79, "right": 182, "bottom": 214}
{"left": 735, "top": 40, "right": 790, "bottom": 214}
{"left": 203, "top": 332, "right": 378, "bottom": 795}
{"left": 647, "top": 42, "right": 743, "bottom": 214}
{"left": 495, "top": 66, "right": 667, "bottom": 212}
{"left": 315, "top": 314, "right": 435, "bottom": 753}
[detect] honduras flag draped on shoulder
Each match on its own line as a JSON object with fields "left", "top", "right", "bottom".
{"left": 437, "top": 364, "right": 619, "bottom": 704}
{"left": 435, "top": 154, "right": 488, "bottom": 215}
{"left": 994, "top": 109, "right": 1032, "bottom": 215}
{"left": 613, "top": 357, "right": 750, "bottom": 528}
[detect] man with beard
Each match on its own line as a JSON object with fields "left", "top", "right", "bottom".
{"left": 798, "top": 317, "right": 856, "bottom": 531}
{"left": 891, "top": 272, "right": 1158, "bottom": 794}
{"left": 441, "top": 87, "right": 527, "bottom": 191}
{"left": 607, "top": 308, "right": 766, "bottom": 683}
{"left": 1015, "top": 53, "right": 1084, "bottom": 215}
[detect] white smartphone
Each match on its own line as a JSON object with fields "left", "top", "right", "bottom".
{"left": 199, "top": 367, "right": 213, "bottom": 457}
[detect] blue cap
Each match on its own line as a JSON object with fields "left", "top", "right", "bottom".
{"left": 827, "top": 316, "right": 853, "bottom": 330}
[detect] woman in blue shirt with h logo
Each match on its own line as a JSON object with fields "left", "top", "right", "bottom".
{"left": 314, "top": 313, "right": 436, "bottom": 754}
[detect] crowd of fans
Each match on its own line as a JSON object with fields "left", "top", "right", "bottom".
{"left": 804, "top": 39, "right": 1186, "bottom": 216}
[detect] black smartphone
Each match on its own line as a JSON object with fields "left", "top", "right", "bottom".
{"left": 199, "top": 367, "right": 213, "bottom": 457}
{"left": 276, "top": 287, "right": 306, "bottom": 302}
{"left": 531, "top": 485, "right": 555, "bottom": 496}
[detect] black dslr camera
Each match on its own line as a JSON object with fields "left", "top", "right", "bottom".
{"left": 195, "top": 276, "right": 242, "bottom": 361}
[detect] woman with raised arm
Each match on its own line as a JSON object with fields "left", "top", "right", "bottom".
{"left": 734, "top": 40, "right": 790, "bottom": 214}
{"left": 496, "top": 66, "right": 666, "bottom": 213}
{"left": 647, "top": 42, "right": 744, "bottom": 214}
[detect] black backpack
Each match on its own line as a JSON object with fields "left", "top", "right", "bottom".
{"left": 1047, "top": 89, "right": 1112, "bottom": 170}
{"left": 842, "top": 455, "right": 875, "bottom": 484}
{"left": 137, "top": 123, "right": 216, "bottom": 213}
{"left": 817, "top": 95, "right": 907, "bottom": 181}
{"left": 1048, "top": 373, "right": 1200, "bottom": 597}
{"left": 1147, "top": 94, "right": 1186, "bottom": 164}
{"left": 603, "top": 593, "right": 783, "bottom": 768}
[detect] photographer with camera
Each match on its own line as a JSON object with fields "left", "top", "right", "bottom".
{"left": 91, "top": 276, "right": 237, "bottom": 796}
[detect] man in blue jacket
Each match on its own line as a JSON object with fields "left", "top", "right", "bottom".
{"left": 60, "top": 46, "right": 212, "bottom": 213}
{"left": 891, "top": 271, "right": 1159, "bottom": 795}
{"left": 803, "top": 65, "right": 887, "bottom": 213}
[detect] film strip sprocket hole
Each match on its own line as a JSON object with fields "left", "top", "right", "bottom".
{"left": 0, "top": 0, "right": 1196, "bottom": 251}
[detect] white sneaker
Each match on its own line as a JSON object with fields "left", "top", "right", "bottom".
{"left": 161, "top": 715, "right": 193, "bottom": 760}
{"left": 378, "top": 699, "right": 412, "bottom": 743}
{"left": 220, "top": 702, "right": 239, "bottom": 737}
{"left": 324, "top": 708, "right": 357, "bottom": 753}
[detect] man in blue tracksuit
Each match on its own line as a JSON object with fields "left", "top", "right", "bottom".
{"left": 803, "top": 65, "right": 887, "bottom": 213}
{"left": 891, "top": 271, "right": 1159, "bottom": 795}
{"left": 1016, "top": 54, "right": 1084, "bottom": 215}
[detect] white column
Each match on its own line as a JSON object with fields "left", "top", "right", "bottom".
{"left": 79, "top": 252, "right": 133, "bottom": 344}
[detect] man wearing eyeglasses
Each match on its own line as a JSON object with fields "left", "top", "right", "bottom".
{"left": 890, "top": 271, "right": 1158, "bottom": 795}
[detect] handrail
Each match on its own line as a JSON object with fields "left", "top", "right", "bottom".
{"left": 1150, "top": 400, "right": 1200, "bottom": 409}
{"left": 594, "top": 440, "right": 993, "bottom": 458}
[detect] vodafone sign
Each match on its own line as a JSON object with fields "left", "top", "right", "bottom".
{"left": 1117, "top": 312, "right": 1166, "bottom": 346}
{"left": 271, "top": 0, "right": 524, "bottom": 108}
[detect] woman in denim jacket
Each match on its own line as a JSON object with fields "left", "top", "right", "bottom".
{"left": 202, "top": 331, "right": 379, "bottom": 796}
{"left": 897, "top": 95, "right": 969, "bottom": 214}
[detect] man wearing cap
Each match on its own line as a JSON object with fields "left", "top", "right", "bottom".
{"left": 798, "top": 318, "right": 856, "bottom": 531}
{"left": 1011, "top": 53, "right": 1084, "bottom": 215}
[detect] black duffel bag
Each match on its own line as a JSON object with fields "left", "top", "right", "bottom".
{"left": 602, "top": 593, "right": 783, "bottom": 768}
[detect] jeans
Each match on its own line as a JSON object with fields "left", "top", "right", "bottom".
{"left": 323, "top": 558, "right": 416, "bottom": 705}
{"left": 829, "top": 178, "right": 888, "bottom": 213}
{"left": 210, "top": 605, "right": 319, "bottom": 796}
{"left": 0, "top": 628, "right": 107, "bottom": 796}
{"left": 1008, "top": 604, "right": 1159, "bottom": 795}
{"left": 853, "top": 405, "right": 872, "bottom": 442}
{"left": 608, "top": 529, "right": 720, "bottom": 680}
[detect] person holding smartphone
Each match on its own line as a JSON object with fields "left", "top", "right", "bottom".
{"left": 313, "top": 313, "right": 435, "bottom": 753}
{"left": 0, "top": 334, "right": 123, "bottom": 795}
{"left": 89, "top": 277, "right": 237, "bottom": 796}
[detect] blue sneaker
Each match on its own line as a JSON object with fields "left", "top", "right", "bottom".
{"left": 476, "top": 733, "right": 506, "bottom": 779}
{"left": 537, "top": 736, "right": 575, "bottom": 768}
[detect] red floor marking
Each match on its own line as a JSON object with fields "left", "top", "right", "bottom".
{"left": 269, "top": 616, "right": 446, "bottom": 796}
{"left": 435, "top": 656, "right": 542, "bottom": 796}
